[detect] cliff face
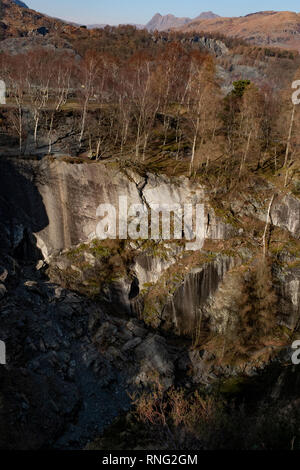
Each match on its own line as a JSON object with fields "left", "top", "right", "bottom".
{"left": 0, "top": 156, "right": 299, "bottom": 448}
{"left": 1, "top": 156, "right": 299, "bottom": 332}
{"left": 0, "top": 157, "right": 238, "bottom": 332}
{"left": 9, "top": 158, "right": 232, "bottom": 258}
{"left": 5, "top": 157, "right": 298, "bottom": 256}
{"left": 271, "top": 194, "right": 300, "bottom": 240}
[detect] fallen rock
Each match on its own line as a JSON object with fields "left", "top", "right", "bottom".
{"left": 135, "top": 335, "right": 174, "bottom": 389}
{"left": 24, "top": 280, "right": 41, "bottom": 294}
{"left": 122, "top": 337, "right": 142, "bottom": 352}
{"left": 126, "top": 319, "right": 147, "bottom": 338}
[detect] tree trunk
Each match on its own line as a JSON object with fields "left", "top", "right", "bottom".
{"left": 96, "top": 139, "right": 101, "bottom": 160}
{"left": 34, "top": 113, "right": 39, "bottom": 146}
{"left": 135, "top": 114, "right": 142, "bottom": 159}
{"left": 189, "top": 133, "right": 197, "bottom": 177}
{"left": 284, "top": 105, "right": 296, "bottom": 187}
{"left": 142, "top": 133, "right": 149, "bottom": 161}
{"left": 239, "top": 129, "right": 252, "bottom": 177}
{"left": 48, "top": 112, "right": 55, "bottom": 154}
{"left": 79, "top": 98, "right": 89, "bottom": 148}
{"left": 284, "top": 105, "right": 295, "bottom": 169}
{"left": 262, "top": 194, "right": 275, "bottom": 257}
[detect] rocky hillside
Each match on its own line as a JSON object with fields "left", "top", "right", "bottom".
{"left": 0, "top": 0, "right": 81, "bottom": 39}
{"left": 179, "top": 11, "right": 300, "bottom": 51}
{"left": 0, "top": 155, "right": 299, "bottom": 449}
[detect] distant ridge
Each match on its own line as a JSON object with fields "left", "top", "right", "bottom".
{"left": 145, "top": 11, "right": 220, "bottom": 31}
{"left": 87, "top": 23, "right": 145, "bottom": 30}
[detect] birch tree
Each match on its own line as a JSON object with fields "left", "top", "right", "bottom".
{"left": 78, "top": 50, "right": 102, "bottom": 148}
{"left": 47, "top": 53, "right": 74, "bottom": 153}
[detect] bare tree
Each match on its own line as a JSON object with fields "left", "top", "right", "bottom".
{"left": 128, "top": 52, "right": 161, "bottom": 160}
{"left": 284, "top": 104, "right": 296, "bottom": 187}
{"left": 184, "top": 53, "right": 217, "bottom": 176}
{"left": 47, "top": 52, "right": 74, "bottom": 153}
{"left": 2, "top": 53, "right": 26, "bottom": 154}
{"left": 262, "top": 194, "right": 275, "bottom": 257}
{"left": 78, "top": 50, "right": 102, "bottom": 148}
{"left": 25, "top": 49, "right": 53, "bottom": 146}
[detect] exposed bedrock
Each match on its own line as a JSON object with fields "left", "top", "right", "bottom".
{"left": 161, "top": 256, "right": 237, "bottom": 334}
{"left": 231, "top": 190, "right": 300, "bottom": 240}
{"left": 1, "top": 158, "right": 298, "bottom": 260}
{"left": 0, "top": 156, "right": 299, "bottom": 332}
{"left": 275, "top": 264, "right": 300, "bottom": 330}
{"left": 0, "top": 157, "right": 235, "bottom": 259}
{"left": 271, "top": 194, "right": 300, "bottom": 240}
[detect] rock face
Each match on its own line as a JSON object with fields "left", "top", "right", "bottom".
{"left": 271, "top": 194, "right": 300, "bottom": 240}
{"left": 161, "top": 256, "right": 237, "bottom": 334}
{"left": 0, "top": 155, "right": 299, "bottom": 449}
{"left": 1, "top": 157, "right": 298, "bottom": 256}
{"left": 277, "top": 266, "right": 300, "bottom": 329}
{"left": 189, "top": 36, "right": 228, "bottom": 56}
{"left": 0, "top": 158, "right": 234, "bottom": 259}
{"left": 0, "top": 156, "right": 299, "bottom": 333}
{"left": 152, "top": 34, "right": 229, "bottom": 56}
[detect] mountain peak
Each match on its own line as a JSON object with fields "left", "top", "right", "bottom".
{"left": 195, "top": 11, "right": 220, "bottom": 20}
{"left": 146, "top": 13, "right": 191, "bottom": 31}
{"left": 145, "top": 11, "right": 220, "bottom": 31}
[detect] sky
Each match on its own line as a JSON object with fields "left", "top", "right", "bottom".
{"left": 26, "top": 0, "right": 300, "bottom": 26}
